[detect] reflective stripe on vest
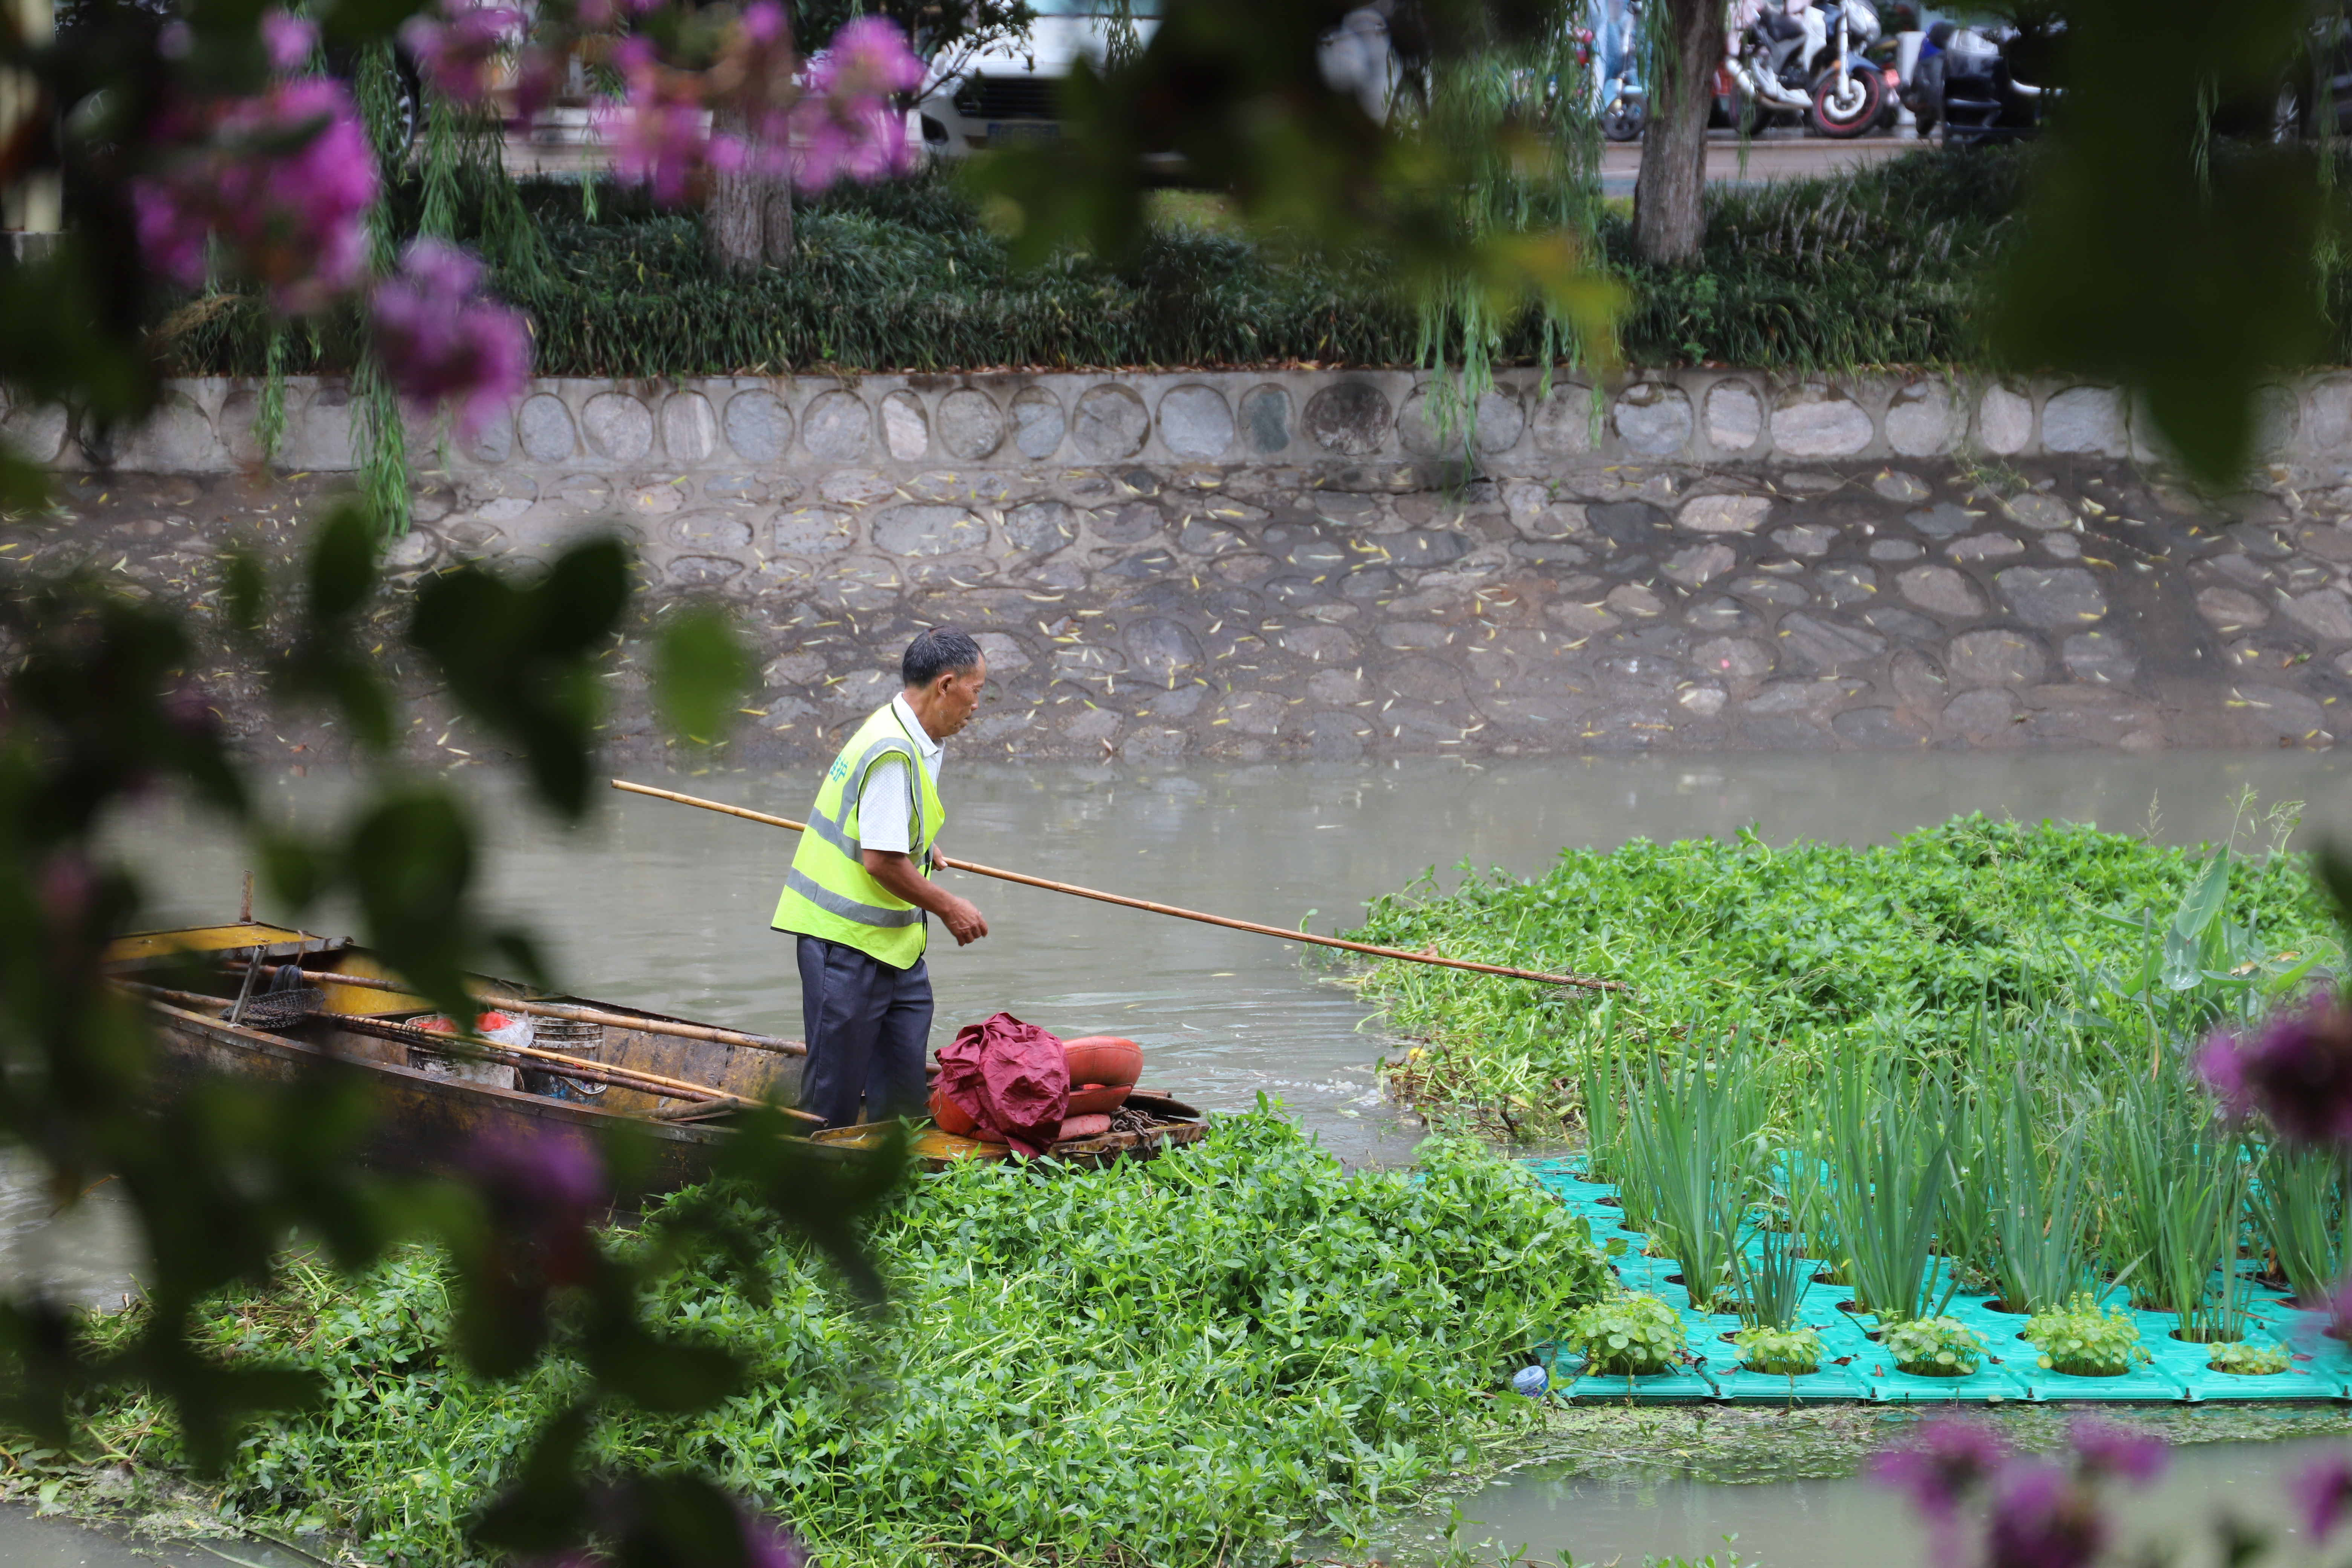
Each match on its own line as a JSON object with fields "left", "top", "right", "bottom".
{"left": 769, "top": 701, "right": 945, "bottom": 969}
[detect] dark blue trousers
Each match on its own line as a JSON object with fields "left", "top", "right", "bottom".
{"left": 795, "top": 936, "right": 933, "bottom": 1129}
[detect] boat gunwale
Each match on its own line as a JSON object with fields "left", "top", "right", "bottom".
{"left": 142, "top": 995, "right": 733, "bottom": 1149}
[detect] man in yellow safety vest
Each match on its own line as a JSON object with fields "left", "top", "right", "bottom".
{"left": 771, "top": 627, "right": 991, "bottom": 1127}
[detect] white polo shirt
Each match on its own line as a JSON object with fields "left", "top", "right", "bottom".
{"left": 856, "top": 694, "right": 942, "bottom": 856}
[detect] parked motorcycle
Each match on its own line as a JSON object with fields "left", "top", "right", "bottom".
{"left": 1588, "top": 0, "right": 1646, "bottom": 141}
{"left": 1925, "top": 23, "right": 2055, "bottom": 147}
{"left": 1722, "top": 0, "right": 1890, "bottom": 140}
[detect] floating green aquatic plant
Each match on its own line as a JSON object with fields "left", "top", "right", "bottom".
{"left": 1564, "top": 1294, "right": 1687, "bottom": 1378}
{"left": 1881, "top": 1317, "right": 1989, "bottom": 1378}
{"left": 2208, "top": 1341, "right": 2292, "bottom": 1376}
{"left": 1619, "top": 1032, "right": 1769, "bottom": 1314}
{"left": 2249, "top": 1140, "right": 2349, "bottom": 1306}
{"left": 1733, "top": 1323, "right": 1824, "bottom": 1377}
{"left": 1823, "top": 1054, "right": 1952, "bottom": 1323}
{"left": 1732, "top": 1199, "right": 1813, "bottom": 1333}
{"left": 1355, "top": 815, "right": 2336, "bottom": 1129}
{"left": 1989, "top": 1067, "right": 2100, "bottom": 1314}
{"left": 2103, "top": 1055, "right": 2251, "bottom": 1343}
{"left": 2023, "top": 1294, "right": 2150, "bottom": 1377}
{"left": 54, "top": 1109, "right": 1610, "bottom": 1568}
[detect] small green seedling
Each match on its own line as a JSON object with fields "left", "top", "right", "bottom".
{"left": 1881, "top": 1316, "right": 1989, "bottom": 1377}
{"left": 2208, "top": 1340, "right": 2292, "bottom": 1376}
{"left": 1564, "top": 1294, "right": 1687, "bottom": 1377}
{"left": 2023, "top": 1293, "right": 2150, "bottom": 1377}
{"left": 1733, "top": 1323, "right": 1824, "bottom": 1375}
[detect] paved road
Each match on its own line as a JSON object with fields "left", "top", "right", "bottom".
{"left": 1602, "top": 130, "right": 1923, "bottom": 195}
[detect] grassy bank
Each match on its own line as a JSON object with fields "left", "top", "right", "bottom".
{"left": 26, "top": 1111, "right": 1607, "bottom": 1568}
{"left": 1344, "top": 813, "right": 2338, "bottom": 1128}
{"left": 158, "top": 146, "right": 2031, "bottom": 378}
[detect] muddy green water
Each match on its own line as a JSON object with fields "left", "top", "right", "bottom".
{"left": 11, "top": 749, "right": 2352, "bottom": 1560}
{"left": 1398, "top": 1431, "right": 2348, "bottom": 1568}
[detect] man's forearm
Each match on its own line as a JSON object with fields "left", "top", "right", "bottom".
{"left": 863, "top": 849, "right": 960, "bottom": 916}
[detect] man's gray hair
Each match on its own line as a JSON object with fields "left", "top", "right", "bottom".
{"left": 902, "top": 626, "right": 983, "bottom": 688}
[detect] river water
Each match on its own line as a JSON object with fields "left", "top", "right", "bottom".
{"left": 1401, "top": 1430, "right": 2350, "bottom": 1568}
{"left": 10, "top": 748, "right": 2352, "bottom": 1560}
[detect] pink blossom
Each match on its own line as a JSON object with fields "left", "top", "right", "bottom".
{"left": 1987, "top": 1466, "right": 2106, "bottom": 1568}
{"left": 740, "top": 1511, "right": 808, "bottom": 1568}
{"left": 260, "top": 9, "right": 317, "bottom": 70}
{"left": 787, "top": 16, "right": 922, "bottom": 190}
{"left": 2066, "top": 1418, "right": 2165, "bottom": 1485}
{"left": 369, "top": 239, "right": 531, "bottom": 439}
{"left": 2294, "top": 1453, "right": 2352, "bottom": 1541}
{"left": 741, "top": 0, "right": 789, "bottom": 47}
{"left": 813, "top": 15, "right": 925, "bottom": 96}
{"left": 1870, "top": 1416, "right": 2010, "bottom": 1519}
{"left": 401, "top": 0, "right": 522, "bottom": 106}
{"left": 605, "top": 52, "right": 734, "bottom": 204}
{"left": 464, "top": 1125, "right": 605, "bottom": 1283}
{"left": 511, "top": 45, "right": 567, "bottom": 120}
{"left": 2198, "top": 993, "right": 2352, "bottom": 1146}
{"left": 131, "top": 77, "right": 378, "bottom": 314}
{"left": 163, "top": 682, "right": 220, "bottom": 748}
{"left": 39, "top": 852, "right": 93, "bottom": 930}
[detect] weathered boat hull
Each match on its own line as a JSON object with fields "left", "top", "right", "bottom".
{"left": 114, "top": 921, "right": 801, "bottom": 1193}
{"left": 145, "top": 997, "right": 737, "bottom": 1191}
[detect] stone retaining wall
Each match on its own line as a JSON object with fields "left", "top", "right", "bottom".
{"left": 17, "top": 367, "right": 2349, "bottom": 477}
{"left": 17, "top": 367, "right": 2352, "bottom": 762}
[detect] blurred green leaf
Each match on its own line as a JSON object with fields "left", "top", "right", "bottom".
{"left": 652, "top": 604, "right": 754, "bottom": 744}
{"left": 219, "top": 545, "right": 268, "bottom": 639}
{"left": 277, "top": 505, "right": 396, "bottom": 748}
{"left": 314, "top": 0, "right": 434, "bottom": 47}
{"left": 1994, "top": 0, "right": 2334, "bottom": 485}
{"left": 340, "top": 788, "right": 482, "bottom": 1021}
{"left": 407, "top": 538, "right": 630, "bottom": 818}
{"left": 0, "top": 441, "right": 49, "bottom": 518}
{"left": 307, "top": 503, "right": 379, "bottom": 621}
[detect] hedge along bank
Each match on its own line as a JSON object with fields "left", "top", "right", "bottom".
{"left": 44, "top": 1112, "right": 1612, "bottom": 1568}
{"left": 26, "top": 363, "right": 2352, "bottom": 767}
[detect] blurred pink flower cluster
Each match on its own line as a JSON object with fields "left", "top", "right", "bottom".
{"left": 130, "top": 74, "right": 378, "bottom": 314}
{"left": 1872, "top": 1417, "right": 2163, "bottom": 1568}
{"left": 401, "top": 0, "right": 525, "bottom": 106}
{"left": 131, "top": 0, "right": 921, "bottom": 458}
{"left": 603, "top": 8, "right": 923, "bottom": 202}
{"left": 786, "top": 16, "right": 927, "bottom": 187}
{"left": 2198, "top": 992, "right": 2352, "bottom": 1146}
{"left": 369, "top": 239, "right": 532, "bottom": 439}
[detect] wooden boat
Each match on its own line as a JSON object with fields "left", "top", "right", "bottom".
{"left": 104, "top": 920, "right": 1209, "bottom": 1189}
{"left": 811, "top": 1093, "right": 1211, "bottom": 1172}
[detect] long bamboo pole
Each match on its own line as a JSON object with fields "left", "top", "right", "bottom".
{"left": 611, "top": 779, "right": 1627, "bottom": 993}
{"left": 227, "top": 963, "right": 806, "bottom": 1057}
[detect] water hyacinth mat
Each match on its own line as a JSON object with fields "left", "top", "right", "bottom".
{"left": 1521, "top": 1158, "right": 2352, "bottom": 1406}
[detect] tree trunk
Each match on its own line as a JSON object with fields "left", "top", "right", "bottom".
{"left": 706, "top": 105, "right": 793, "bottom": 272}
{"left": 763, "top": 187, "right": 795, "bottom": 262}
{"left": 1631, "top": 0, "right": 1724, "bottom": 265}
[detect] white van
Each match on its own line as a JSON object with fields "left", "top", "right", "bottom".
{"left": 916, "top": 0, "right": 1393, "bottom": 159}
{"left": 916, "top": 0, "right": 1161, "bottom": 158}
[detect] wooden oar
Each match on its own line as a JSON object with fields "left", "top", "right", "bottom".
{"left": 225, "top": 963, "right": 807, "bottom": 1057}
{"left": 611, "top": 779, "right": 1626, "bottom": 993}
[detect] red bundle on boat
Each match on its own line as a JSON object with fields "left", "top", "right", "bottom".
{"left": 934, "top": 1012, "right": 1070, "bottom": 1157}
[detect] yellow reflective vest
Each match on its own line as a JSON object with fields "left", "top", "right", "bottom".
{"left": 769, "top": 701, "right": 944, "bottom": 969}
